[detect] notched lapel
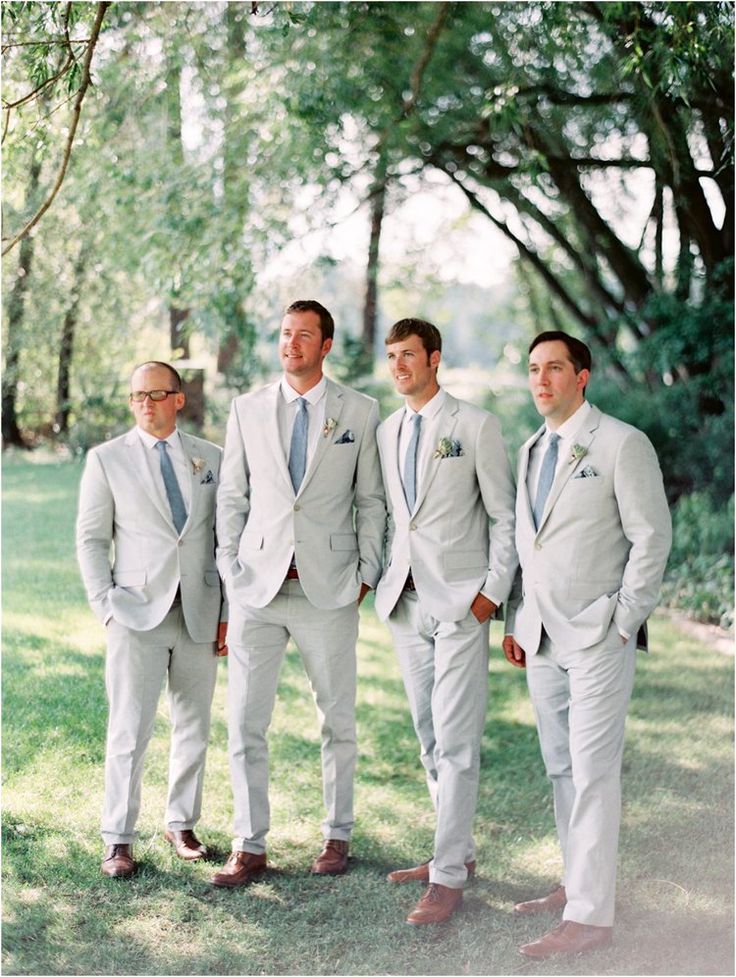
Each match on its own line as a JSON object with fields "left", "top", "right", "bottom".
{"left": 536, "top": 408, "right": 601, "bottom": 533}
{"left": 125, "top": 430, "right": 173, "bottom": 528}
{"left": 297, "top": 383, "right": 345, "bottom": 497}
{"left": 261, "top": 383, "right": 294, "bottom": 493}
{"left": 413, "top": 397, "right": 460, "bottom": 514}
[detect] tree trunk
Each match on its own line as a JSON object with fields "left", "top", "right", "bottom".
{"left": 54, "top": 245, "right": 88, "bottom": 435}
{"left": 2, "top": 159, "right": 41, "bottom": 449}
{"left": 362, "top": 154, "right": 388, "bottom": 367}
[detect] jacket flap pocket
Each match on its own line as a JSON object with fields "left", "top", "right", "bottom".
{"left": 204, "top": 570, "right": 221, "bottom": 587}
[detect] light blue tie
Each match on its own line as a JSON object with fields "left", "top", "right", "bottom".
{"left": 533, "top": 432, "right": 560, "bottom": 529}
{"left": 288, "top": 397, "right": 309, "bottom": 493}
{"left": 155, "top": 440, "right": 187, "bottom": 534}
{"left": 403, "top": 413, "right": 422, "bottom": 512}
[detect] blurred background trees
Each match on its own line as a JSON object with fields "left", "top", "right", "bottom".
{"left": 2, "top": 0, "right": 733, "bottom": 624}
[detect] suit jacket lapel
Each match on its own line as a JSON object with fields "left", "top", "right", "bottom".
{"left": 179, "top": 432, "right": 201, "bottom": 531}
{"left": 261, "top": 382, "right": 294, "bottom": 494}
{"left": 519, "top": 425, "right": 544, "bottom": 532}
{"left": 297, "top": 379, "right": 344, "bottom": 497}
{"left": 536, "top": 406, "right": 602, "bottom": 533}
{"left": 382, "top": 408, "right": 406, "bottom": 513}
{"left": 124, "top": 428, "right": 173, "bottom": 527}
{"left": 413, "top": 395, "right": 459, "bottom": 514}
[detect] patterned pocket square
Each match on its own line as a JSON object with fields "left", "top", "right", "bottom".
{"left": 574, "top": 465, "right": 598, "bottom": 479}
{"left": 201, "top": 470, "right": 216, "bottom": 484}
{"left": 335, "top": 430, "right": 355, "bottom": 444}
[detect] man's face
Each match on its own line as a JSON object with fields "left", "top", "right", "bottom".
{"left": 129, "top": 365, "right": 184, "bottom": 438}
{"left": 386, "top": 333, "right": 440, "bottom": 403}
{"left": 528, "top": 340, "right": 589, "bottom": 428}
{"left": 279, "top": 311, "right": 331, "bottom": 383}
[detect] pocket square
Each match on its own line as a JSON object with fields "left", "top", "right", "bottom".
{"left": 574, "top": 465, "right": 598, "bottom": 479}
{"left": 335, "top": 430, "right": 355, "bottom": 444}
{"left": 200, "top": 470, "right": 216, "bottom": 484}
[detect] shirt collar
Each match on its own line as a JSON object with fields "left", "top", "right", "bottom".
{"left": 545, "top": 399, "right": 592, "bottom": 443}
{"left": 137, "top": 426, "right": 180, "bottom": 449}
{"left": 280, "top": 375, "right": 327, "bottom": 406}
{"left": 404, "top": 386, "right": 446, "bottom": 422}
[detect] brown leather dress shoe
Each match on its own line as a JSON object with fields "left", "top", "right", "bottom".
{"left": 388, "top": 858, "right": 476, "bottom": 884}
{"left": 406, "top": 883, "right": 463, "bottom": 925}
{"left": 101, "top": 844, "right": 136, "bottom": 878}
{"left": 310, "top": 839, "right": 349, "bottom": 875}
{"left": 165, "top": 829, "right": 209, "bottom": 861}
{"left": 211, "top": 851, "right": 267, "bottom": 887}
{"left": 519, "top": 920, "right": 613, "bottom": 959}
{"left": 514, "top": 883, "right": 567, "bottom": 915}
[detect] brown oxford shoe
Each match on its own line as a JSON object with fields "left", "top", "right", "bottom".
{"left": 310, "top": 839, "right": 349, "bottom": 875}
{"left": 514, "top": 883, "right": 567, "bottom": 915}
{"left": 101, "top": 843, "right": 136, "bottom": 879}
{"left": 165, "top": 829, "right": 209, "bottom": 861}
{"left": 211, "top": 851, "right": 267, "bottom": 887}
{"left": 406, "top": 883, "right": 463, "bottom": 925}
{"left": 519, "top": 920, "right": 613, "bottom": 959}
{"left": 388, "top": 859, "right": 476, "bottom": 884}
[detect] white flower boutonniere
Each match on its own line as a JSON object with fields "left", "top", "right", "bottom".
{"left": 434, "top": 437, "right": 464, "bottom": 459}
{"left": 570, "top": 443, "right": 587, "bottom": 465}
{"left": 322, "top": 417, "right": 337, "bottom": 438}
{"left": 191, "top": 457, "right": 206, "bottom": 474}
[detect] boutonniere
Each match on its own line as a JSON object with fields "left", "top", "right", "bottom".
{"left": 200, "top": 470, "right": 215, "bottom": 484}
{"left": 191, "top": 457, "right": 206, "bottom": 474}
{"left": 335, "top": 429, "right": 355, "bottom": 444}
{"left": 322, "top": 417, "right": 337, "bottom": 438}
{"left": 570, "top": 443, "right": 587, "bottom": 465}
{"left": 434, "top": 437, "right": 464, "bottom": 459}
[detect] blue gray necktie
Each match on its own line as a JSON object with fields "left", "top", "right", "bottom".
{"left": 288, "top": 397, "right": 309, "bottom": 493}
{"left": 155, "top": 440, "right": 187, "bottom": 533}
{"left": 403, "top": 412, "right": 422, "bottom": 512}
{"left": 533, "top": 432, "right": 560, "bottom": 529}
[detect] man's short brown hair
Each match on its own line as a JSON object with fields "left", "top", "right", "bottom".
{"left": 285, "top": 300, "right": 335, "bottom": 343}
{"left": 385, "top": 318, "right": 442, "bottom": 357}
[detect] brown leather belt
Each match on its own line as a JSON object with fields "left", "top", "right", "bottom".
{"left": 403, "top": 571, "right": 416, "bottom": 592}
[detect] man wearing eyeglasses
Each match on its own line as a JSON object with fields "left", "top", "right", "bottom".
{"left": 76, "top": 361, "right": 227, "bottom": 879}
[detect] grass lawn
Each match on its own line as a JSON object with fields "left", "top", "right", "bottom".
{"left": 2, "top": 458, "right": 734, "bottom": 976}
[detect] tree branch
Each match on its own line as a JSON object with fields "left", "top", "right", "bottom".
{"left": 402, "top": 1, "right": 453, "bottom": 116}
{"left": 2, "top": 2, "right": 110, "bottom": 256}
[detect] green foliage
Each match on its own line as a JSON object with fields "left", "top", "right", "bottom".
{"left": 662, "top": 492, "right": 735, "bottom": 629}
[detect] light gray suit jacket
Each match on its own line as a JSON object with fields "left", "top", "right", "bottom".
{"left": 216, "top": 377, "right": 386, "bottom": 611}
{"left": 375, "top": 393, "right": 517, "bottom": 623}
{"left": 505, "top": 404, "right": 672, "bottom": 653}
{"left": 76, "top": 428, "right": 224, "bottom": 642}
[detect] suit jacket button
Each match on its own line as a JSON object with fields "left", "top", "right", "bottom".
{"left": 294, "top": 504, "right": 301, "bottom": 511}
{"left": 410, "top": 522, "right": 417, "bottom": 530}
{"left": 534, "top": 542, "right": 542, "bottom": 550}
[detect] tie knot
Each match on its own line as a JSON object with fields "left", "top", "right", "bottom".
{"left": 297, "top": 397, "right": 308, "bottom": 412}
{"left": 412, "top": 412, "right": 422, "bottom": 429}
{"left": 548, "top": 433, "right": 560, "bottom": 448}
{"left": 155, "top": 440, "right": 168, "bottom": 451}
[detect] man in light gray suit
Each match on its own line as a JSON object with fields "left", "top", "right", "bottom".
{"left": 212, "top": 299, "right": 385, "bottom": 886}
{"left": 503, "top": 331, "right": 671, "bottom": 959}
{"left": 77, "top": 361, "right": 226, "bottom": 878}
{"left": 375, "top": 318, "right": 517, "bottom": 925}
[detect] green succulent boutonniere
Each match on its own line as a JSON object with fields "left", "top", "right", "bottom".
{"left": 322, "top": 417, "right": 337, "bottom": 438}
{"left": 570, "top": 443, "right": 587, "bottom": 465}
{"left": 191, "top": 457, "right": 206, "bottom": 474}
{"left": 434, "top": 437, "right": 464, "bottom": 459}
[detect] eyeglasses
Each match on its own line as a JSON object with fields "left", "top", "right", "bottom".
{"left": 129, "top": 390, "right": 179, "bottom": 403}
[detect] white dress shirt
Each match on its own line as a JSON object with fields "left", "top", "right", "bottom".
{"left": 526, "top": 399, "right": 593, "bottom": 509}
{"left": 398, "top": 387, "right": 447, "bottom": 502}
{"left": 278, "top": 375, "right": 327, "bottom": 470}
{"left": 136, "top": 425, "right": 192, "bottom": 513}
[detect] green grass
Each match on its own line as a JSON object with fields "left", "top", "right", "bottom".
{"left": 3, "top": 458, "right": 734, "bottom": 976}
